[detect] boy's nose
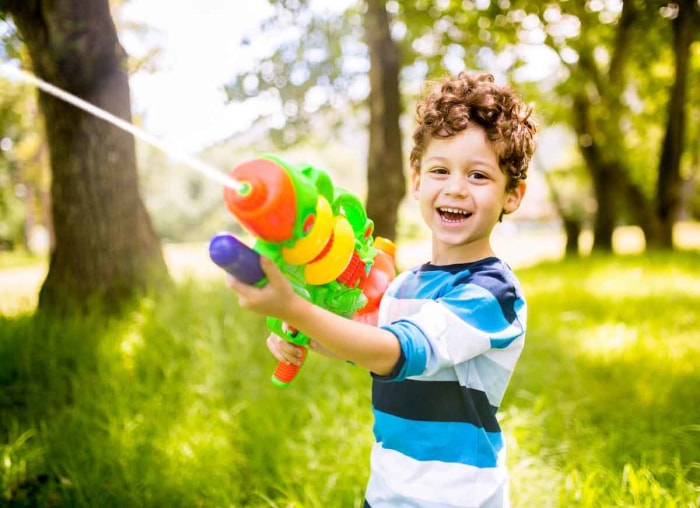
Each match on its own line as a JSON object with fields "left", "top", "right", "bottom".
{"left": 444, "top": 176, "right": 468, "bottom": 196}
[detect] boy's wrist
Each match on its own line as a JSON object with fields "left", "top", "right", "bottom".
{"left": 279, "top": 292, "right": 313, "bottom": 327}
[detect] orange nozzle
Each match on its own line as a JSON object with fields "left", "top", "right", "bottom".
{"left": 223, "top": 158, "right": 297, "bottom": 243}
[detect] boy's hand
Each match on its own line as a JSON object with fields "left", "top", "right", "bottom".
{"left": 226, "top": 256, "right": 298, "bottom": 319}
{"left": 266, "top": 333, "right": 304, "bottom": 366}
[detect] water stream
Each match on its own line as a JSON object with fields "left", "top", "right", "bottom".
{"left": 0, "top": 62, "right": 242, "bottom": 191}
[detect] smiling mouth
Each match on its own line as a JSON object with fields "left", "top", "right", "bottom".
{"left": 438, "top": 207, "right": 472, "bottom": 222}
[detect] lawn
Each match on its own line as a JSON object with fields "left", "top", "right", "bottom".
{"left": 1, "top": 245, "right": 699, "bottom": 506}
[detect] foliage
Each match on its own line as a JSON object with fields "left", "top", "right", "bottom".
{"left": 1, "top": 252, "right": 699, "bottom": 506}
{"left": 0, "top": 20, "right": 47, "bottom": 251}
{"left": 227, "top": 0, "right": 700, "bottom": 248}
{"left": 0, "top": 12, "right": 21, "bottom": 60}
{"left": 224, "top": 0, "right": 368, "bottom": 149}
{"left": 136, "top": 144, "right": 234, "bottom": 242}
{"left": 393, "top": 1, "right": 699, "bottom": 229}
{"left": 444, "top": 0, "right": 685, "bottom": 190}
{"left": 136, "top": 139, "right": 370, "bottom": 243}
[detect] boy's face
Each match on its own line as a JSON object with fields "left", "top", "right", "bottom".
{"left": 411, "top": 126, "right": 526, "bottom": 264}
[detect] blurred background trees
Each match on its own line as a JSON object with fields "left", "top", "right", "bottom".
{"left": 226, "top": 0, "right": 699, "bottom": 251}
{"left": 0, "top": 0, "right": 698, "bottom": 309}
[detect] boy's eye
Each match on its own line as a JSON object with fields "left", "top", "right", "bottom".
{"left": 429, "top": 167, "right": 448, "bottom": 175}
{"left": 470, "top": 172, "right": 489, "bottom": 180}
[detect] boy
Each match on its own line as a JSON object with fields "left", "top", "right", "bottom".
{"left": 227, "top": 71, "right": 537, "bottom": 507}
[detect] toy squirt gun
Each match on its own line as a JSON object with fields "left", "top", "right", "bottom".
{"left": 208, "top": 154, "right": 396, "bottom": 387}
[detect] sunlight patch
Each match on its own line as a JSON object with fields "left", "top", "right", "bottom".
{"left": 583, "top": 267, "right": 700, "bottom": 299}
{"left": 119, "top": 329, "right": 144, "bottom": 372}
{"left": 579, "top": 322, "right": 640, "bottom": 359}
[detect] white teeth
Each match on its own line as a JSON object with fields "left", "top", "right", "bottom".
{"left": 439, "top": 207, "right": 469, "bottom": 215}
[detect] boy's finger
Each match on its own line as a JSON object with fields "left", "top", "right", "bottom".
{"left": 266, "top": 336, "right": 302, "bottom": 365}
{"left": 227, "top": 271, "right": 264, "bottom": 292}
{"left": 226, "top": 273, "right": 243, "bottom": 290}
{"left": 266, "top": 335, "right": 286, "bottom": 362}
{"left": 259, "top": 256, "right": 286, "bottom": 285}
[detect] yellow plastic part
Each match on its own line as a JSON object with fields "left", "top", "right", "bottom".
{"left": 305, "top": 216, "right": 355, "bottom": 285}
{"left": 373, "top": 236, "right": 397, "bottom": 258}
{"left": 282, "top": 196, "right": 334, "bottom": 265}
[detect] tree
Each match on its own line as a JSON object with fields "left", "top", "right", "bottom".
{"left": 364, "top": 0, "right": 404, "bottom": 240}
{"left": 229, "top": 0, "right": 699, "bottom": 252}
{"left": 225, "top": 0, "right": 406, "bottom": 240}
{"left": 546, "top": 0, "right": 699, "bottom": 250}
{"left": 0, "top": 0, "right": 169, "bottom": 312}
{"left": 392, "top": 0, "right": 700, "bottom": 251}
{"left": 655, "top": 0, "right": 698, "bottom": 246}
{"left": 476, "top": 0, "right": 699, "bottom": 251}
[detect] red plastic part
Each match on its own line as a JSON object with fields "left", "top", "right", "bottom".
{"left": 355, "top": 249, "right": 396, "bottom": 316}
{"left": 272, "top": 345, "right": 308, "bottom": 386}
{"left": 336, "top": 251, "right": 367, "bottom": 289}
{"left": 223, "top": 158, "right": 297, "bottom": 243}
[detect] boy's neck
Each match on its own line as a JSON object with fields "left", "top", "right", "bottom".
{"left": 430, "top": 239, "right": 496, "bottom": 265}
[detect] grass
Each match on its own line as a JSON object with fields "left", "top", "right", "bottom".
{"left": 1, "top": 250, "right": 699, "bottom": 506}
{"left": 506, "top": 251, "right": 700, "bottom": 507}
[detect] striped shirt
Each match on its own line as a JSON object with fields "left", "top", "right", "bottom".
{"left": 364, "top": 257, "right": 526, "bottom": 508}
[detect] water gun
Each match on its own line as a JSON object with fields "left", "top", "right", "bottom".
{"left": 208, "top": 154, "right": 396, "bottom": 387}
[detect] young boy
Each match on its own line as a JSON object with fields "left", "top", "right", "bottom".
{"left": 227, "top": 71, "right": 537, "bottom": 507}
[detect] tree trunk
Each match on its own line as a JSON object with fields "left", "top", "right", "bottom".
{"left": 567, "top": 3, "right": 674, "bottom": 253}
{"left": 6, "top": 0, "right": 169, "bottom": 312}
{"left": 653, "top": 0, "right": 695, "bottom": 248}
{"left": 571, "top": 95, "right": 616, "bottom": 251}
{"left": 588, "top": 165, "right": 616, "bottom": 252}
{"left": 364, "top": 0, "right": 405, "bottom": 241}
{"left": 563, "top": 219, "right": 582, "bottom": 256}
{"left": 622, "top": 176, "right": 662, "bottom": 243}
{"left": 536, "top": 159, "right": 582, "bottom": 257}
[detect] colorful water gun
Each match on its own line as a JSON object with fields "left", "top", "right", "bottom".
{"left": 208, "top": 154, "right": 396, "bottom": 387}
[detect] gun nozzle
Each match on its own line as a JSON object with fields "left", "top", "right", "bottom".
{"left": 237, "top": 181, "right": 252, "bottom": 195}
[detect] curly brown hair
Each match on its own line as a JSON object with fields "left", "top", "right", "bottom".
{"left": 410, "top": 72, "right": 537, "bottom": 192}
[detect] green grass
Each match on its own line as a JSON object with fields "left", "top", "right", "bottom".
{"left": 506, "top": 251, "right": 700, "bottom": 507}
{"left": 1, "top": 252, "right": 699, "bottom": 507}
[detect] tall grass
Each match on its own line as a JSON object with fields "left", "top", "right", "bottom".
{"left": 1, "top": 281, "right": 373, "bottom": 507}
{"left": 505, "top": 251, "right": 700, "bottom": 507}
{"left": 1, "top": 252, "right": 699, "bottom": 506}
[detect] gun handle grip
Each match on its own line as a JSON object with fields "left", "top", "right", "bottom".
{"left": 271, "top": 345, "right": 307, "bottom": 387}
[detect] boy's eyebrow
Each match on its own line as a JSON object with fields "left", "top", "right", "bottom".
{"left": 422, "top": 155, "right": 449, "bottom": 163}
{"left": 422, "top": 154, "right": 499, "bottom": 169}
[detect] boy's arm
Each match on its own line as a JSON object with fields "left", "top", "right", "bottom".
{"left": 229, "top": 256, "right": 401, "bottom": 376}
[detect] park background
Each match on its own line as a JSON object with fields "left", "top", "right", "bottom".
{"left": 1, "top": 0, "right": 699, "bottom": 506}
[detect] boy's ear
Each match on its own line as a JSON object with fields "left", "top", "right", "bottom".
{"left": 410, "top": 170, "right": 421, "bottom": 199}
{"left": 504, "top": 180, "right": 527, "bottom": 214}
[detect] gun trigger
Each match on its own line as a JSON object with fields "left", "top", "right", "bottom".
{"left": 282, "top": 322, "right": 299, "bottom": 338}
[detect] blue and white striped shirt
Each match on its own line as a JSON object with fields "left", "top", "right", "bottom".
{"left": 364, "top": 257, "right": 526, "bottom": 508}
